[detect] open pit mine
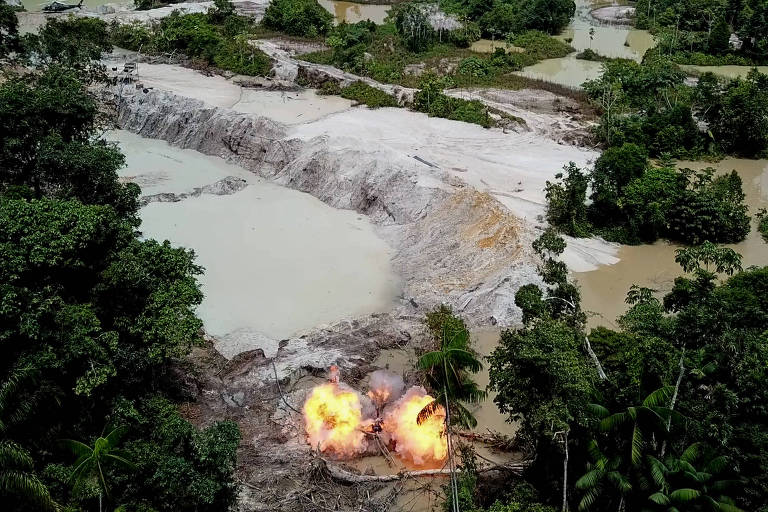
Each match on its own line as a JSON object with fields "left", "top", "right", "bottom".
{"left": 303, "top": 368, "right": 448, "bottom": 466}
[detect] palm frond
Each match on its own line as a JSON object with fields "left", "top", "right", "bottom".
{"left": 575, "top": 469, "right": 602, "bottom": 490}
{"left": 0, "top": 440, "right": 34, "bottom": 470}
{"left": 647, "top": 456, "right": 668, "bottom": 488}
{"left": 606, "top": 471, "right": 632, "bottom": 493}
{"left": 0, "top": 470, "right": 56, "bottom": 511}
{"left": 705, "top": 455, "right": 729, "bottom": 474}
{"left": 643, "top": 386, "right": 674, "bottom": 407}
{"left": 104, "top": 426, "right": 127, "bottom": 447}
{"left": 416, "top": 400, "right": 440, "bottom": 425}
{"left": 648, "top": 492, "right": 671, "bottom": 506}
{"left": 445, "top": 348, "right": 483, "bottom": 373}
{"left": 669, "top": 488, "right": 701, "bottom": 502}
{"left": 60, "top": 439, "right": 93, "bottom": 459}
{"left": 417, "top": 351, "right": 445, "bottom": 370}
{"left": 600, "top": 411, "right": 629, "bottom": 432}
{"left": 631, "top": 425, "right": 644, "bottom": 465}
{"left": 578, "top": 487, "right": 601, "bottom": 512}
{"left": 586, "top": 403, "right": 609, "bottom": 418}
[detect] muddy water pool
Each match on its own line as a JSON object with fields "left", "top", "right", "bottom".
{"left": 110, "top": 130, "right": 400, "bottom": 357}
{"left": 516, "top": 0, "right": 655, "bottom": 88}
{"left": 318, "top": 0, "right": 391, "bottom": 24}
{"left": 575, "top": 158, "right": 768, "bottom": 327}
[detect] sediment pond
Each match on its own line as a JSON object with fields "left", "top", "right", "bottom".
{"left": 110, "top": 130, "right": 400, "bottom": 358}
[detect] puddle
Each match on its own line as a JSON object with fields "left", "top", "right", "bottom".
{"left": 112, "top": 130, "right": 400, "bottom": 355}
{"left": 576, "top": 158, "right": 768, "bottom": 327}
{"left": 318, "top": 0, "right": 391, "bottom": 24}
{"left": 516, "top": 55, "right": 605, "bottom": 89}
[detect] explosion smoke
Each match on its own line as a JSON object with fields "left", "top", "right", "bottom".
{"left": 367, "top": 370, "right": 405, "bottom": 412}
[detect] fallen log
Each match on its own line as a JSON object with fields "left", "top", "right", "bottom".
{"left": 318, "top": 457, "right": 527, "bottom": 484}
{"left": 456, "top": 430, "right": 516, "bottom": 451}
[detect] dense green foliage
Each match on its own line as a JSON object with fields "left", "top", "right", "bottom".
{"left": 0, "top": 66, "right": 139, "bottom": 220}
{"left": 584, "top": 59, "right": 768, "bottom": 158}
{"left": 0, "top": 3, "right": 20, "bottom": 59}
{"left": 636, "top": 0, "right": 768, "bottom": 64}
{"left": 440, "top": 0, "right": 575, "bottom": 37}
{"left": 1, "top": 19, "right": 240, "bottom": 511}
{"left": 108, "top": 4, "right": 272, "bottom": 77}
{"left": 262, "top": 0, "right": 332, "bottom": 38}
{"left": 546, "top": 149, "right": 751, "bottom": 244}
{"left": 486, "top": 229, "right": 767, "bottom": 512}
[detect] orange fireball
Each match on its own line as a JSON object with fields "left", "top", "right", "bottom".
{"left": 385, "top": 387, "right": 447, "bottom": 465}
{"left": 303, "top": 383, "right": 366, "bottom": 456}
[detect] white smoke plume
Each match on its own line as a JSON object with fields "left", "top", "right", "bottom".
{"left": 367, "top": 370, "right": 405, "bottom": 413}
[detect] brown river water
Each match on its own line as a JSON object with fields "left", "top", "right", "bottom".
{"left": 576, "top": 158, "right": 768, "bottom": 328}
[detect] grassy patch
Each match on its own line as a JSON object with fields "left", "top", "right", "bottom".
{"left": 340, "top": 81, "right": 398, "bottom": 108}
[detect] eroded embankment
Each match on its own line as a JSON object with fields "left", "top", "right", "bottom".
{"left": 112, "top": 85, "right": 541, "bottom": 327}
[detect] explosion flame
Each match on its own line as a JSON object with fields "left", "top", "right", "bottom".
{"left": 303, "top": 382, "right": 366, "bottom": 456}
{"left": 302, "top": 370, "right": 448, "bottom": 465}
{"left": 384, "top": 386, "right": 447, "bottom": 465}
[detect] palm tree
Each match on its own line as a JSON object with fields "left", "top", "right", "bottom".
{"left": 0, "top": 367, "right": 56, "bottom": 511}
{"left": 416, "top": 307, "right": 486, "bottom": 512}
{"left": 416, "top": 324, "right": 486, "bottom": 429}
{"left": 63, "top": 426, "right": 135, "bottom": 512}
{"left": 645, "top": 443, "right": 742, "bottom": 512}
{"left": 576, "top": 439, "right": 633, "bottom": 512}
{"left": 593, "top": 387, "right": 681, "bottom": 465}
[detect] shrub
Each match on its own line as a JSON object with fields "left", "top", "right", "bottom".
{"left": 110, "top": 21, "right": 153, "bottom": 52}
{"left": 392, "top": 2, "right": 435, "bottom": 52}
{"left": 340, "top": 81, "right": 398, "bottom": 108}
{"left": 157, "top": 12, "right": 222, "bottom": 60}
{"left": 457, "top": 56, "right": 491, "bottom": 77}
{"left": 511, "top": 30, "right": 573, "bottom": 59}
{"left": 213, "top": 37, "right": 271, "bottom": 76}
{"left": 262, "top": 0, "right": 332, "bottom": 38}
{"left": 413, "top": 74, "right": 493, "bottom": 127}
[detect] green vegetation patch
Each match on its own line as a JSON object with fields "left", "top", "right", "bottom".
{"left": 262, "top": 0, "right": 332, "bottom": 38}
{"left": 340, "top": 81, "right": 398, "bottom": 108}
{"left": 107, "top": 4, "right": 272, "bottom": 77}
